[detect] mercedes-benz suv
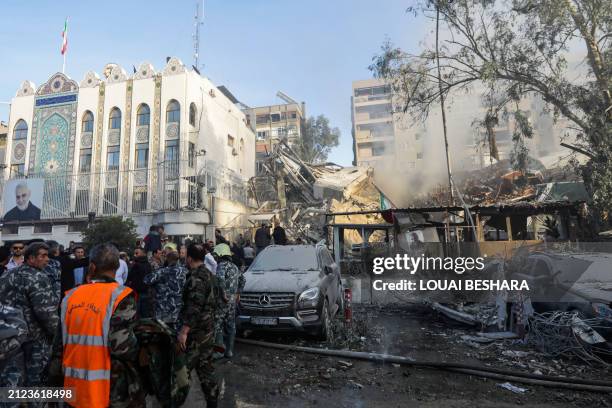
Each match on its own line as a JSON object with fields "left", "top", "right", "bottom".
{"left": 237, "top": 244, "right": 343, "bottom": 340}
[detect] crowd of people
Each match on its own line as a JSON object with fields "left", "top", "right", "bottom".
{"left": 0, "top": 224, "right": 274, "bottom": 408}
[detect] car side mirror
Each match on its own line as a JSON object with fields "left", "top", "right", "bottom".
{"left": 324, "top": 265, "right": 333, "bottom": 275}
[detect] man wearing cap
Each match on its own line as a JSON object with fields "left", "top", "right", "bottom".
{"left": 212, "top": 243, "right": 245, "bottom": 359}
{"left": 143, "top": 243, "right": 188, "bottom": 331}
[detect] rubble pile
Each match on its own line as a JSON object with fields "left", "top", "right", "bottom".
{"left": 410, "top": 157, "right": 585, "bottom": 207}
{"left": 251, "top": 140, "right": 383, "bottom": 243}
{"left": 528, "top": 311, "right": 612, "bottom": 366}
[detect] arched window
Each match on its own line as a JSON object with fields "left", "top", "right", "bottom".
{"left": 189, "top": 103, "right": 197, "bottom": 126}
{"left": 240, "top": 138, "right": 244, "bottom": 152}
{"left": 13, "top": 120, "right": 27, "bottom": 140}
{"left": 82, "top": 111, "right": 94, "bottom": 132}
{"left": 166, "top": 100, "right": 180, "bottom": 123}
{"left": 137, "top": 104, "right": 150, "bottom": 126}
{"left": 109, "top": 107, "right": 121, "bottom": 130}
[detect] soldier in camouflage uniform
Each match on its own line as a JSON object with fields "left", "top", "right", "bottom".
{"left": 0, "top": 242, "right": 58, "bottom": 387}
{"left": 44, "top": 240, "right": 63, "bottom": 304}
{"left": 143, "top": 249, "right": 188, "bottom": 332}
{"left": 213, "top": 243, "right": 245, "bottom": 359}
{"left": 177, "top": 243, "right": 220, "bottom": 408}
{"left": 134, "top": 319, "right": 190, "bottom": 407}
{"left": 0, "top": 304, "right": 27, "bottom": 408}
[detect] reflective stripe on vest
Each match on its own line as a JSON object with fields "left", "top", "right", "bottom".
{"left": 61, "top": 282, "right": 132, "bottom": 408}
{"left": 64, "top": 334, "right": 105, "bottom": 347}
{"left": 64, "top": 367, "right": 111, "bottom": 381}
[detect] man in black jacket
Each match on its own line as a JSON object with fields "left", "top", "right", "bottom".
{"left": 254, "top": 224, "right": 271, "bottom": 254}
{"left": 58, "top": 247, "right": 89, "bottom": 296}
{"left": 127, "top": 247, "right": 153, "bottom": 317}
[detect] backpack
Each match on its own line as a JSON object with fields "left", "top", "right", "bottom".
{"left": 0, "top": 304, "right": 29, "bottom": 360}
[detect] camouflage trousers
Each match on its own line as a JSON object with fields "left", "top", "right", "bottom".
{"left": 22, "top": 340, "right": 52, "bottom": 386}
{"left": 109, "top": 359, "right": 146, "bottom": 408}
{"left": 214, "top": 295, "right": 237, "bottom": 340}
{"left": 0, "top": 351, "right": 24, "bottom": 408}
{"left": 186, "top": 335, "right": 218, "bottom": 402}
{"left": 0, "top": 349, "right": 25, "bottom": 386}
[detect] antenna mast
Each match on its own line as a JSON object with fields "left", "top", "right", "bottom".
{"left": 193, "top": 0, "right": 204, "bottom": 69}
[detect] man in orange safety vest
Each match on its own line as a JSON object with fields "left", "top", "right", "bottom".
{"left": 57, "top": 243, "right": 143, "bottom": 408}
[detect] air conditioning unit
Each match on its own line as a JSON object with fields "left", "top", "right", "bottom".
{"left": 232, "top": 147, "right": 238, "bottom": 156}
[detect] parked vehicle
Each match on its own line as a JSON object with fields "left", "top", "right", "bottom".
{"left": 512, "top": 251, "right": 612, "bottom": 335}
{"left": 237, "top": 244, "right": 343, "bottom": 340}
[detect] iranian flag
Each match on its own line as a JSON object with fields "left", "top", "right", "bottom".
{"left": 61, "top": 18, "right": 68, "bottom": 55}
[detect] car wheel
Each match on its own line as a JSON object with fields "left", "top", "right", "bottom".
{"left": 316, "top": 299, "right": 332, "bottom": 341}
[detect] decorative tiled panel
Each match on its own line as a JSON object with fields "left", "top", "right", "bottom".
{"left": 108, "top": 129, "right": 121, "bottom": 145}
{"left": 136, "top": 126, "right": 149, "bottom": 143}
{"left": 150, "top": 74, "right": 162, "bottom": 206}
{"left": 134, "top": 62, "right": 155, "bottom": 80}
{"left": 81, "top": 132, "right": 93, "bottom": 148}
{"left": 29, "top": 94, "right": 77, "bottom": 177}
{"left": 80, "top": 71, "right": 101, "bottom": 88}
{"left": 36, "top": 73, "right": 78, "bottom": 96}
{"left": 91, "top": 83, "right": 106, "bottom": 210}
{"left": 16, "top": 81, "right": 35, "bottom": 97}
{"left": 107, "top": 66, "right": 128, "bottom": 84}
{"left": 134, "top": 169, "right": 148, "bottom": 186}
{"left": 121, "top": 79, "right": 133, "bottom": 210}
{"left": 12, "top": 141, "right": 27, "bottom": 163}
{"left": 77, "top": 174, "right": 91, "bottom": 189}
{"left": 35, "top": 94, "right": 77, "bottom": 107}
{"left": 163, "top": 57, "right": 185, "bottom": 75}
{"left": 105, "top": 171, "right": 119, "bottom": 188}
{"left": 166, "top": 123, "right": 179, "bottom": 139}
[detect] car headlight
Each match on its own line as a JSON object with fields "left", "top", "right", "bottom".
{"left": 298, "top": 287, "right": 320, "bottom": 307}
{"left": 592, "top": 303, "right": 612, "bottom": 320}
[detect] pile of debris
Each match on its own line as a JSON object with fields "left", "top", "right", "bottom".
{"left": 409, "top": 156, "right": 587, "bottom": 208}
{"left": 250, "top": 140, "right": 384, "bottom": 243}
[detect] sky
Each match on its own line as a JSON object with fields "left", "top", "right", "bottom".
{"left": 0, "top": 0, "right": 426, "bottom": 166}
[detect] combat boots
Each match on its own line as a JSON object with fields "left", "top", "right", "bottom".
{"left": 225, "top": 332, "right": 235, "bottom": 358}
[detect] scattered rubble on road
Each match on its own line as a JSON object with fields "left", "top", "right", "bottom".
{"left": 497, "top": 382, "right": 529, "bottom": 394}
{"left": 212, "top": 304, "right": 612, "bottom": 407}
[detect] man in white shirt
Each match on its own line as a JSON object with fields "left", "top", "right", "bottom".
{"left": 204, "top": 249, "right": 217, "bottom": 274}
{"left": 115, "top": 257, "right": 129, "bottom": 286}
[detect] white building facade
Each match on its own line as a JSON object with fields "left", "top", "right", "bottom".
{"left": 1, "top": 58, "right": 255, "bottom": 244}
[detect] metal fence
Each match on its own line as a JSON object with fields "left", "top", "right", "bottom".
{"left": 1, "top": 159, "right": 252, "bottom": 220}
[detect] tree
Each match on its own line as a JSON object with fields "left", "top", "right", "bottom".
{"left": 294, "top": 115, "right": 341, "bottom": 163}
{"left": 371, "top": 0, "right": 611, "bottom": 211}
{"left": 82, "top": 216, "right": 139, "bottom": 253}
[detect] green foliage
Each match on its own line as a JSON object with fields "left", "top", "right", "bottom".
{"left": 371, "top": 0, "right": 611, "bottom": 212}
{"left": 293, "top": 115, "right": 341, "bottom": 163}
{"left": 81, "top": 216, "right": 139, "bottom": 253}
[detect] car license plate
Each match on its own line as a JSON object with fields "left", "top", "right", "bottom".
{"left": 251, "top": 317, "right": 278, "bottom": 326}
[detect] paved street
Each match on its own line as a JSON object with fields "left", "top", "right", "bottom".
{"left": 175, "top": 304, "right": 612, "bottom": 408}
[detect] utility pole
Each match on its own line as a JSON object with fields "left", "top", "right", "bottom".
{"left": 193, "top": 0, "right": 204, "bottom": 70}
{"left": 435, "top": 1, "right": 454, "bottom": 206}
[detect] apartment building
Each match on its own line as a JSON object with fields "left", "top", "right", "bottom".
{"left": 243, "top": 95, "right": 305, "bottom": 175}
{"left": 351, "top": 78, "right": 422, "bottom": 169}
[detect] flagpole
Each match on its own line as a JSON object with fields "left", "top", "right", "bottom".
{"left": 61, "top": 17, "right": 68, "bottom": 74}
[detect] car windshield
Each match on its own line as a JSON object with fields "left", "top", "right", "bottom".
{"left": 249, "top": 246, "right": 319, "bottom": 271}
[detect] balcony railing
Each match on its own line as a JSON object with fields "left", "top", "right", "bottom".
{"left": 0, "top": 159, "right": 252, "bottom": 221}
